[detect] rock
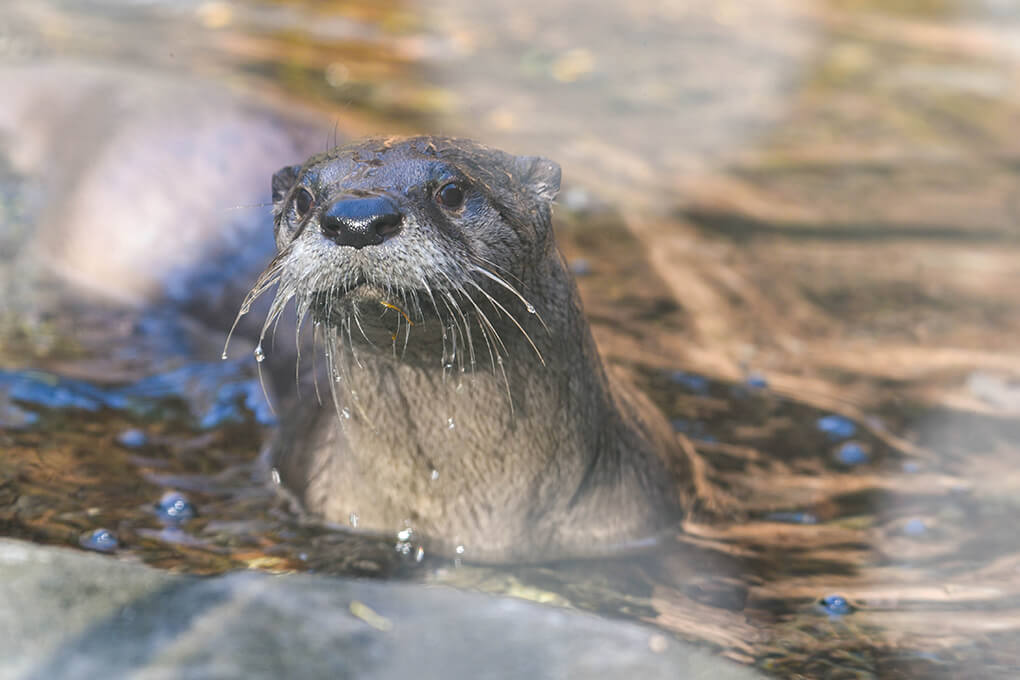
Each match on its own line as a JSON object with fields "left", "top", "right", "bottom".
{"left": 0, "top": 539, "right": 762, "bottom": 680}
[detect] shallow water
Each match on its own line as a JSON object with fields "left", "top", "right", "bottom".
{"left": 2, "top": 0, "right": 1019, "bottom": 677}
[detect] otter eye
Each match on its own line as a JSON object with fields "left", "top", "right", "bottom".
{"left": 436, "top": 182, "right": 464, "bottom": 209}
{"left": 293, "top": 187, "right": 314, "bottom": 217}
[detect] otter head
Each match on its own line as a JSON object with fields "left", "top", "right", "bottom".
{"left": 235, "top": 137, "right": 561, "bottom": 379}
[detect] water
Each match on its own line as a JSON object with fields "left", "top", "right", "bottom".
{"left": 2, "top": 0, "right": 1020, "bottom": 677}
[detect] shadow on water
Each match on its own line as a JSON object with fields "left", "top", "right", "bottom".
{"left": 2, "top": 0, "right": 1020, "bottom": 678}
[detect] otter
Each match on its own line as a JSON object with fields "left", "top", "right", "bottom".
{"left": 242, "top": 137, "right": 694, "bottom": 563}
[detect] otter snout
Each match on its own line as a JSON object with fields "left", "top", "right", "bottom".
{"left": 320, "top": 196, "right": 402, "bottom": 249}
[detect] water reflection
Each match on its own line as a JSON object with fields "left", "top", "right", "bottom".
{"left": 1, "top": 0, "right": 1019, "bottom": 677}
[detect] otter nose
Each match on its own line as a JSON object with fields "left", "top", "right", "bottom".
{"left": 319, "top": 196, "right": 402, "bottom": 249}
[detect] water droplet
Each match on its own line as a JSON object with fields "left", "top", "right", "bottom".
{"left": 525, "top": 302, "right": 536, "bottom": 314}
{"left": 349, "top": 512, "right": 359, "bottom": 528}
{"left": 444, "top": 362, "right": 454, "bottom": 371}
{"left": 253, "top": 344, "right": 265, "bottom": 363}
{"left": 80, "top": 528, "right": 118, "bottom": 553}
{"left": 220, "top": 351, "right": 228, "bottom": 360}
{"left": 496, "top": 356, "right": 504, "bottom": 366}
{"left": 447, "top": 417, "right": 455, "bottom": 429}
{"left": 836, "top": 441, "right": 868, "bottom": 466}
{"left": 341, "top": 407, "right": 351, "bottom": 419}
{"left": 415, "top": 546, "right": 425, "bottom": 562}
{"left": 155, "top": 492, "right": 196, "bottom": 523}
{"left": 455, "top": 544, "right": 465, "bottom": 555}
{"left": 818, "top": 594, "right": 854, "bottom": 617}
{"left": 299, "top": 552, "right": 308, "bottom": 561}
{"left": 430, "top": 469, "right": 439, "bottom": 481}
{"left": 816, "top": 414, "right": 856, "bottom": 439}
{"left": 394, "top": 524, "right": 414, "bottom": 556}
{"left": 270, "top": 468, "right": 281, "bottom": 485}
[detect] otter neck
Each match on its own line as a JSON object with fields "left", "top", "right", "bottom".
{"left": 292, "top": 250, "right": 683, "bottom": 562}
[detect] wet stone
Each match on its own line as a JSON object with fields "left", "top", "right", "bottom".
{"left": 669, "top": 371, "right": 710, "bottom": 394}
{"left": 121, "top": 362, "right": 276, "bottom": 428}
{"left": 902, "top": 518, "right": 927, "bottom": 537}
{"left": 0, "top": 539, "right": 764, "bottom": 680}
{"left": 766, "top": 511, "right": 818, "bottom": 525}
{"left": 835, "top": 441, "right": 868, "bottom": 466}
{"left": 1, "top": 370, "right": 112, "bottom": 413}
{"left": 0, "top": 402, "right": 38, "bottom": 429}
{"left": 670, "top": 419, "right": 715, "bottom": 442}
{"left": 116, "top": 428, "right": 148, "bottom": 448}
{"left": 816, "top": 415, "right": 856, "bottom": 440}
{"left": 745, "top": 373, "right": 768, "bottom": 389}
{"left": 79, "top": 529, "right": 118, "bottom": 553}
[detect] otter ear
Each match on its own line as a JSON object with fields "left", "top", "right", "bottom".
{"left": 514, "top": 156, "right": 561, "bottom": 202}
{"left": 271, "top": 164, "right": 302, "bottom": 204}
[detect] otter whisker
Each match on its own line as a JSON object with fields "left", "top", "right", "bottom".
{"left": 322, "top": 329, "right": 346, "bottom": 425}
{"left": 466, "top": 279, "right": 545, "bottom": 366}
{"left": 399, "top": 290, "right": 416, "bottom": 357}
{"left": 352, "top": 304, "right": 375, "bottom": 348}
{"left": 438, "top": 299, "right": 461, "bottom": 378}
{"left": 470, "top": 264, "right": 549, "bottom": 334}
{"left": 446, "top": 291, "right": 473, "bottom": 374}
{"left": 311, "top": 320, "right": 323, "bottom": 405}
{"left": 437, "top": 271, "right": 477, "bottom": 372}
{"left": 449, "top": 275, "right": 505, "bottom": 363}
{"left": 222, "top": 250, "right": 289, "bottom": 359}
{"left": 456, "top": 283, "right": 500, "bottom": 374}
{"left": 450, "top": 291, "right": 476, "bottom": 372}
{"left": 471, "top": 253, "right": 525, "bottom": 288}
{"left": 344, "top": 313, "right": 364, "bottom": 370}
{"left": 454, "top": 281, "right": 515, "bottom": 413}
{"left": 408, "top": 289, "right": 425, "bottom": 327}
{"left": 421, "top": 276, "right": 451, "bottom": 372}
{"left": 325, "top": 315, "right": 373, "bottom": 428}
{"left": 293, "top": 305, "right": 309, "bottom": 391}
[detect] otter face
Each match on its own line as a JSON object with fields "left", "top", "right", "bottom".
{"left": 270, "top": 137, "right": 559, "bottom": 299}
{"left": 234, "top": 137, "right": 560, "bottom": 375}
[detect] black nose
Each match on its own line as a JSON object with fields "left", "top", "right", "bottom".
{"left": 319, "top": 196, "right": 403, "bottom": 249}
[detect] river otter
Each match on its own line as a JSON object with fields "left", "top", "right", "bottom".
{"left": 246, "top": 137, "right": 694, "bottom": 562}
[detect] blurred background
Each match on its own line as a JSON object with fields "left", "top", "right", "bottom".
{"left": 1, "top": 1, "right": 1019, "bottom": 677}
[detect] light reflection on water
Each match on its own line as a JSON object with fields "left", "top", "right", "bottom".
{"left": 2, "top": 0, "right": 1020, "bottom": 677}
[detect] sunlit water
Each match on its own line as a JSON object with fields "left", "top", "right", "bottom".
{"left": 2, "top": 1, "right": 1019, "bottom": 677}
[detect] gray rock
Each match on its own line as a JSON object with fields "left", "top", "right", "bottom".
{"left": 0, "top": 539, "right": 762, "bottom": 680}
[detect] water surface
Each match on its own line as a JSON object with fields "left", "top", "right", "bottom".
{"left": 1, "top": 1, "right": 1019, "bottom": 677}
